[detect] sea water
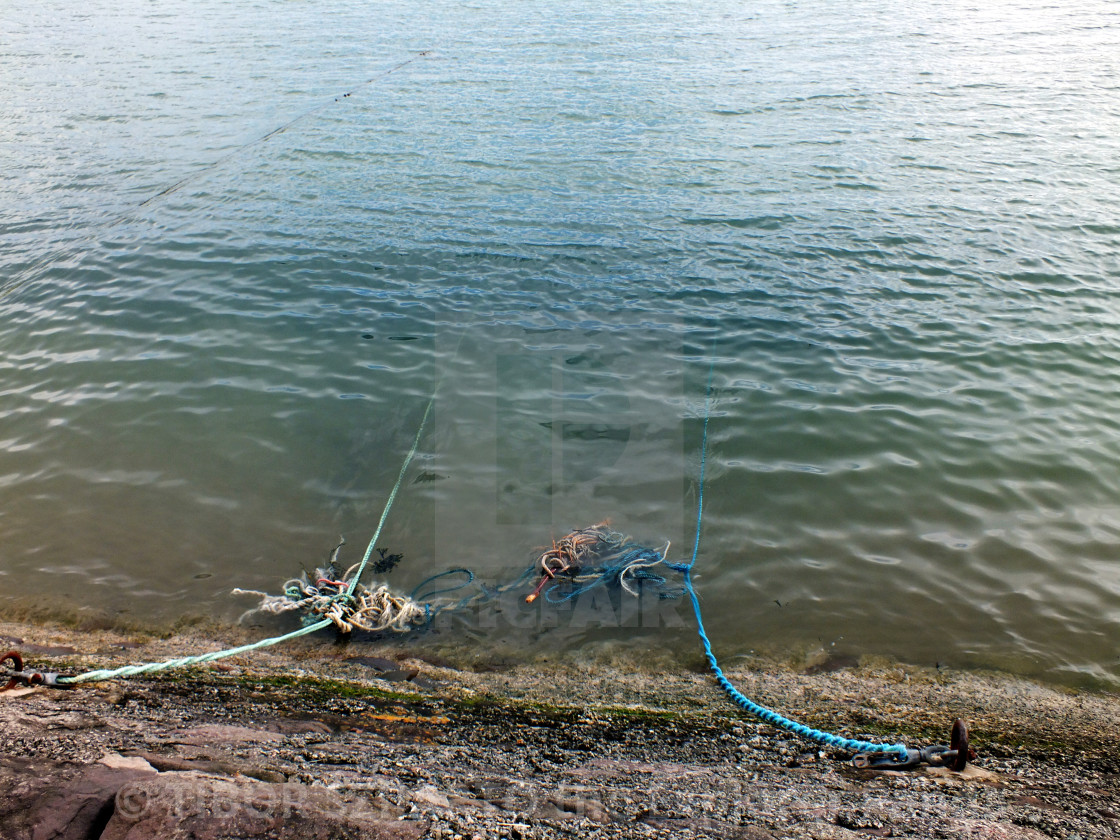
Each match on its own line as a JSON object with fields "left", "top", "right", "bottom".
{"left": 2, "top": 0, "right": 1119, "bottom": 687}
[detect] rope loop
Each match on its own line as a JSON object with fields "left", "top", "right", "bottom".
{"left": 411, "top": 568, "right": 475, "bottom": 602}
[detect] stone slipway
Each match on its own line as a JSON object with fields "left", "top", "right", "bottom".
{"left": 2, "top": 620, "right": 1119, "bottom": 839}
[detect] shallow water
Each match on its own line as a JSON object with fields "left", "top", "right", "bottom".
{"left": 2, "top": 0, "right": 1120, "bottom": 687}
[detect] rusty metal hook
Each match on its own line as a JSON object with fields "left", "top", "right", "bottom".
{"left": 949, "top": 717, "right": 973, "bottom": 771}
{"left": 2, "top": 650, "right": 24, "bottom": 692}
{"left": 852, "top": 719, "right": 974, "bottom": 771}
{"left": 1, "top": 650, "right": 68, "bottom": 692}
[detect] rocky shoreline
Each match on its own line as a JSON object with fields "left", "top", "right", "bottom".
{"left": 3, "top": 619, "right": 1119, "bottom": 839}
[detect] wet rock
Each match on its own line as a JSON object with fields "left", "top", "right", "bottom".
{"left": 541, "top": 794, "right": 613, "bottom": 823}
{"left": 805, "top": 653, "right": 861, "bottom": 675}
{"left": 736, "top": 828, "right": 780, "bottom": 840}
{"left": 1008, "top": 794, "right": 1063, "bottom": 810}
{"left": 0, "top": 756, "right": 155, "bottom": 840}
{"left": 412, "top": 784, "right": 451, "bottom": 809}
{"left": 99, "top": 754, "right": 157, "bottom": 773}
{"left": 346, "top": 656, "right": 420, "bottom": 683}
{"left": 945, "top": 819, "right": 1053, "bottom": 839}
{"left": 347, "top": 656, "right": 400, "bottom": 671}
{"left": 264, "top": 718, "right": 335, "bottom": 736}
{"left": 14, "top": 643, "right": 79, "bottom": 656}
{"left": 20, "top": 710, "right": 106, "bottom": 731}
{"left": 130, "top": 751, "right": 287, "bottom": 783}
{"left": 637, "top": 812, "right": 774, "bottom": 838}
{"left": 165, "top": 724, "right": 285, "bottom": 746}
{"left": 806, "top": 826, "right": 870, "bottom": 840}
{"left": 381, "top": 669, "right": 420, "bottom": 682}
{"left": 100, "top": 772, "right": 427, "bottom": 840}
{"left": 928, "top": 764, "right": 1001, "bottom": 784}
{"left": 835, "top": 807, "right": 887, "bottom": 831}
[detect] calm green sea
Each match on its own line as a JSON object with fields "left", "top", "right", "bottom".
{"left": 2, "top": 0, "right": 1119, "bottom": 687}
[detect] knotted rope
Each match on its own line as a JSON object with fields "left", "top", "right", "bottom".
{"left": 235, "top": 523, "right": 683, "bottom": 634}
{"left": 234, "top": 538, "right": 429, "bottom": 634}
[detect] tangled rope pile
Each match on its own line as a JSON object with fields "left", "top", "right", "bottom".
{"left": 235, "top": 524, "right": 683, "bottom": 635}
{"left": 234, "top": 539, "right": 428, "bottom": 634}
{"left": 525, "top": 522, "right": 679, "bottom": 604}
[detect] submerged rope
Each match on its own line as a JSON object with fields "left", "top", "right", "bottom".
{"left": 672, "top": 355, "right": 908, "bottom": 759}
{"left": 58, "top": 374, "right": 441, "bottom": 684}
{"left": 138, "top": 51, "right": 433, "bottom": 208}
{"left": 524, "top": 523, "right": 679, "bottom": 605}
{"left": 345, "top": 396, "right": 434, "bottom": 598}
{"left": 6, "top": 52, "right": 436, "bottom": 304}
{"left": 234, "top": 522, "right": 681, "bottom": 635}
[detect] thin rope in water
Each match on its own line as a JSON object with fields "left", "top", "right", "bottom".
{"left": 138, "top": 51, "right": 434, "bottom": 208}
{"left": 6, "top": 51, "right": 436, "bottom": 304}
{"left": 671, "top": 354, "right": 908, "bottom": 759}
{"left": 59, "top": 360, "right": 443, "bottom": 685}
{"left": 346, "top": 396, "right": 434, "bottom": 598}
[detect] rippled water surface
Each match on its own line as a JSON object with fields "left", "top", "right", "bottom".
{"left": 3, "top": 0, "right": 1120, "bottom": 686}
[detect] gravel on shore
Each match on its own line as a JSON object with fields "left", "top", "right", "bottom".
{"left": 2, "top": 619, "right": 1119, "bottom": 839}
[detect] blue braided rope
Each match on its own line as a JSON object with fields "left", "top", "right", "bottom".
{"left": 677, "top": 355, "right": 908, "bottom": 759}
